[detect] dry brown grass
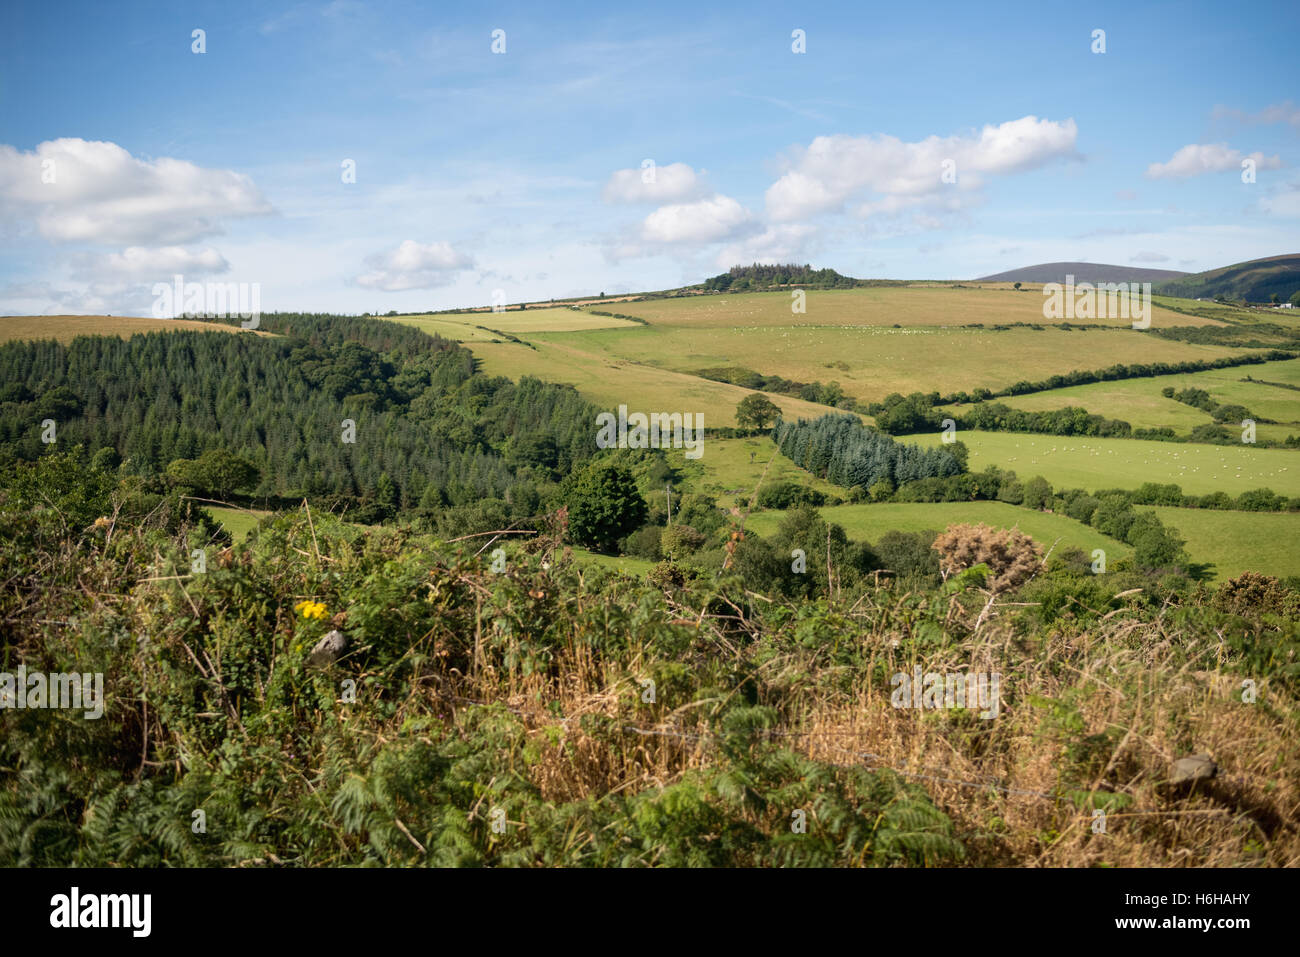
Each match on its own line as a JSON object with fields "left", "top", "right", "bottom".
{"left": 419, "top": 583, "right": 1299, "bottom": 867}
{"left": 0, "top": 315, "right": 269, "bottom": 344}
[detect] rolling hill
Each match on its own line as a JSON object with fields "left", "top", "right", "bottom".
{"left": 1153, "top": 253, "right": 1300, "bottom": 303}
{"left": 974, "top": 262, "right": 1190, "bottom": 284}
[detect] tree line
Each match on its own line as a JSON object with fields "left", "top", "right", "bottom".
{"left": 0, "top": 317, "right": 602, "bottom": 527}
{"left": 771, "top": 414, "right": 964, "bottom": 489}
{"left": 702, "top": 264, "right": 862, "bottom": 291}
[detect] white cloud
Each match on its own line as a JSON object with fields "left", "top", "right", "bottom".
{"left": 355, "top": 239, "right": 473, "bottom": 290}
{"left": 1145, "top": 143, "right": 1283, "bottom": 179}
{"left": 1130, "top": 251, "right": 1170, "bottom": 263}
{"left": 0, "top": 138, "right": 273, "bottom": 244}
{"left": 72, "top": 245, "right": 230, "bottom": 281}
{"left": 715, "top": 224, "right": 818, "bottom": 268}
{"left": 1212, "top": 101, "right": 1300, "bottom": 130}
{"left": 641, "top": 194, "right": 752, "bottom": 244}
{"left": 765, "top": 115, "right": 1079, "bottom": 222}
{"left": 0, "top": 279, "right": 144, "bottom": 316}
{"left": 602, "top": 162, "right": 703, "bottom": 203}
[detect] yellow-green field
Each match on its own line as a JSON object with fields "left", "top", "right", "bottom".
{"left": 205, "top": 506, "right": 270, "bottom": 542}
{"left": 745, "top": 501, "right": 1130, "bottom": 560}
{"left": 605, "top": 286, "right": 1211, "bottom": 329}
{"left": 0, "top": 315, "right": 268, "bottom": 344}
{"left": 503, "top": 324, "right": 1242, "bottom": 407}
{"left": 374, "top": 288, "right": 1261, "bottom": 434}
{"left": 386, "top": 317, "right": 505, "bottom": 342}
{"left": 913, "top": 430, "right": 1300, "bottom": 497}
{"left": 664, "top": 436, "right": 846, "bottom": 507}
{"left": 1143, "top": 506, "right": 1300, "bottom": 581}
{"left": 663, "top": 436, "right": 1300, "bottom": 580}
{"left": 744, "top": 500, "right": 1297, "bottom": 581}
{"left": 568, "top": 546, "right": 657, "bottom": 577}
{"left": 462, "top": 336, "right": 848, "bottom": 427}
{"left": 967, "top": 358, "right": 1300, "bottom": 436}
{"left": 391, "top": 307, "right": 643, "bottom": 342}
{"left": 1152, "top": 295, "right": 1300, "bottom": 328}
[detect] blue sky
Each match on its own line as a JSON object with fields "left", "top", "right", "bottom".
{"left": 1, "top": 0, "right": 1297, "bottom": 315}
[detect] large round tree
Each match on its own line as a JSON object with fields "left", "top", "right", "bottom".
{"left": 166, "top": 448, "right": 260, "bottom": 499}
{"left": 735, "top": 393, "right": 782, "bottom": 430}
{"left": 565, "top": 463, "right": 647, "bottom": 553}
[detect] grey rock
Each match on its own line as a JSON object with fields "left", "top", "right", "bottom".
{"left": 1170, "top": 753, "right": 1217, "bottom": 784}
{"left": 308, "top": 629, "right": 347, "bottom": 667}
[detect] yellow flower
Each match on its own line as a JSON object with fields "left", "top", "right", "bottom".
{"left": 295, "top": 600, "right": 328, "bottom": 621}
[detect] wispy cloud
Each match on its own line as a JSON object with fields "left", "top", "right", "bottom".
{"left": 1146, "top": 143, "right": 1282, "bottom": 179}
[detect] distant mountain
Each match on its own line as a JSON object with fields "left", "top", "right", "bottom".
{"left": 1153, "top": 254, "right": 1300, "bottom": 303}
{"left": 975, "top": 262, "right": 1190, "bottom": 284}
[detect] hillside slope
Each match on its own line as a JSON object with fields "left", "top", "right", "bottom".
{"left": 1154, "top": 254, "right": 1300, "bottom": 303}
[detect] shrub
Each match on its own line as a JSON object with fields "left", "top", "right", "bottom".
{"left": 1091, "top": 495, "right": 1135, "bottom": 541}
{"left": 660, "top": 524, "right": 706, "bottom": 561}
{"left": 869, "top": 478, "right": 896, "bottom": 502}
{"left": 995, "top": 479, "right": 1024, "bottom": 505}
{"left": 756, "top": 481, "right": 828, "bottom": 510}
{"left": 932, "top": 523, "right": 1043, "bottom": 593}
{"left": 1131, "top": 482, "right": 1183, "bottom": 507}
{"left": 1065, "top": 494, "right": 1100, "bottom": 524}
{"left": 1022, "top": 476, "right": 1052, "bottom": 510}
{"left": 1127, "top": 513, "right": 1187, "bottom": 571}
{"left": 674, "top": 494, "right": 726, "bottom": 536}
{"left": 1237, "top": 488, "right": 1284, "bottom": 511}
{"left": 1213, "top": 571, "right": 1300, "bottom": 618}
{"left": 874, "top": 529, "right": 940, "bottom": 585}
{"left": 622, "top": 524, "right": 663, "bottom": 560}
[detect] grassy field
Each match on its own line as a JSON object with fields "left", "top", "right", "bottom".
{"left": 508, "top": 324, "right": 1243, "bottom": 407}
{"left": 667, "top": 438, "right": 1298, "bottom": 580}
{"left": 1144, "top": 506, "right": 1300, "bottom": 581}
{"left": 205, "top": 506, "right": 270, "bottom": 543}
{"left": 968, "top": 358, "right": 1300, "bottom": 436}
{"left": 1151, "top": 295, "right": 1300, "bottom": 328}
{"left": 1255, "top": 423, "right": 1299, "bottom": 443}
{"left": 745, "top": 500, "right": 1130, "bottom": 560}
{"left": 912, "top": 430, "right": 1300, "bottom": 497}
{"left": 604, "top": 286, "right": 1211, "bottom": 329}
{"left": 391, "top": 307, "right": 643, "bottom": 342}
{"left": 664, "top": 435, "right": 846, "bottom": 508}
{"left": 568, "top": 546, "right": 657, "bottom": 577}
{"left": 0, "top": 315, "right": 267, "bottom": 344}
{"left": 380, "top": 286, "right": 1265, "bottom": 434}
{"left": 462, "top": 336, "right": 848, "bottom": 427}
{"left": 386, "top": 316, "right": 505, "bottom": 342}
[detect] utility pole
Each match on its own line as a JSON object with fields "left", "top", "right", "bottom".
{"left": 665, "top": 481, "right": 673, "bottom": 525}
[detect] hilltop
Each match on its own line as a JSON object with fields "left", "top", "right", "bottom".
{"left": 975, "top": 262, "right": 1190, "bottom": 284}
{"left": 700, "top": 263, "right": 871, "bottom": 291}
